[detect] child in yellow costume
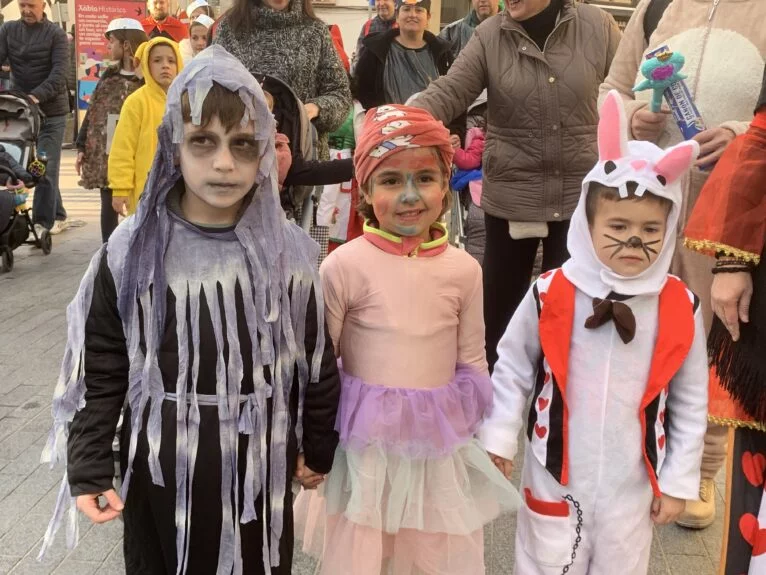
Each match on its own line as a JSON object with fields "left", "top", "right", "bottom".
{"left": 108, "top": 37, "right": 182, "bottom": 215}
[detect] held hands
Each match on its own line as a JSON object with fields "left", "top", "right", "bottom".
{"left": 712, "top": 271, "right": 753, "bottom": 342}
{"left": 488, "top": 451, "right": 513, "bottom": 480}
{"left": 112, "top": 197, "right": 129, "bottom": 216}
{"left": 651, "top": 493, "right": 685, "bottom": 525}
{"left": 692, "top": 127, "right": 736, "bottom": 168}
{"left": 449, "top": 134, "right": 461, "bottom": 149}
{"left": 295, "top": 453, "right": 325, "bottom": 490}
{"left": 76, "top": 489, "right": 124, "bottom": 524}
{"left": 631, "top": 106, "right": 669, "bottom": 143}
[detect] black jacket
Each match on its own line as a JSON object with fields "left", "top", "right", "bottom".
{"left": 354, "top": 29, "right": 453, "bottom": 111}
{"left": 0, "top": 17, "right": 70, "bottom": 117}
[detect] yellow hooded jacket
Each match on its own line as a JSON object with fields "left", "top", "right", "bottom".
{"left": 108, "top": 37, "right": 183, "bottom": 213}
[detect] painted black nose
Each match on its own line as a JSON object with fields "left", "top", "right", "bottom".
{"left": 626, "top": 236, "right": 643, "bottom": 249}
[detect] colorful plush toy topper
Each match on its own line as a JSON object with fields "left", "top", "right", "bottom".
{"left": 634, "top": 50, "right": 687, "bottom": 113}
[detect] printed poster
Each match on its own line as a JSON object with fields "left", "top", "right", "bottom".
{"left": 75, "top": 0, "right": 146, "bottom": 121}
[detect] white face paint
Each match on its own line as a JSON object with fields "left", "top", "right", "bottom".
{"left": 179, "top": 116, "right": 261, "bottom": 226}
{"left": 363, "top": 147, "right": 447, "bottom": 241}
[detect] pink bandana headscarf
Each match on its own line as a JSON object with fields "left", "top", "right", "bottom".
{"left": 354, "top": 104, "right": 455, "bottom": 186}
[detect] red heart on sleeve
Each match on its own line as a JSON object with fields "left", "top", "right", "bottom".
{"left": 659, "top": 410, "right": 665, "bottom": 424}
{"left": 540, "top": 271, "right": 552, "bottom": 280}
{"left": 658, "top": 435, "right": 666, "bottom": 450}
{"left": 742, "top": 452, "right": 766, "bottom": 488}
{"left": 537, "top": 397, "right": 550, "bottom": 411}
{"left": 534, "top": 423, "right": 547, "bottom": 439}
{"left": 544, "top": 372, "right": 551, "bottom": 384}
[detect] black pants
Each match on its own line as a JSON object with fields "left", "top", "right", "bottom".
{"left": 483, "top": 213, "right": 570, "bottom": 371}
{"left": 100, "top": 187, "right": 118, "bottom": 243}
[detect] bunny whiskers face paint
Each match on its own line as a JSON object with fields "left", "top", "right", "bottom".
{"left": 603, "top": 234, "right": 661, "bottom": 262}
{"left": 589, "top": 194, "right": 669, "bottom": 277}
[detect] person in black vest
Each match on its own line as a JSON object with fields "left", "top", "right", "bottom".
{"left": 0, "top": 0, "right": 70, "bottom": 234}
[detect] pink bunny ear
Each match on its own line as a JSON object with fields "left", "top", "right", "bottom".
{"left": 598, "top": 90, "right": 628, "bottom": 162}
{"left": 655, "top": 140, "right": 700, "bottom": 184}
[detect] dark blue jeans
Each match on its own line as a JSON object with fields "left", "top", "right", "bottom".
{"left": 33, "top": 114, "right": 67, "bottom": 229}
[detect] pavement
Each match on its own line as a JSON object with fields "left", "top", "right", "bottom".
{"left": 0, "top": 151, "right": 723, "bottom": 574}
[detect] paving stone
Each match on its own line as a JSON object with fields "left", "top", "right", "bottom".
{"left": 100, "top": 542, "right": 125, "bottom": 573}
{"left": 51, "top": 560, "right": 99, "bottom": 574}
{"left": 8, "top": 556, "right": 57, "bottom": 575}
{"left": 0, "top": 386, "right": 41, "bottom": 409}
{"left": 12, "top": 465, "right": 61, "bottom": 497}
{"left": 664, "top": 553, "right": 715, "bottom": 575}
{"left": 67, "top": 520, "right": 123, "bottom": 563}
{"left": 0, "top": 556, "right": 21, "bottom": 575}
{"left": 656, "top": 523, "right": 708, "bottom": 557}
{"left": 0, "top": 407, "right": 12, "bottom": 420}
{"left": 0, "top": 432, "right": 43, "bottom": 472}
{"left": 0, "top": 514, "right": 57, "bottom": 557}
{"left": 0, "top": 471, "right": 26, "bottom": 501}
{"left": 8, "top": 397, "right": 52, "bottom": 422}
{"left": 0, "top": 489, "right": 48, "bottom": 538}
{"left": 649, "top": 545, "right": 670, "bottom": 575}
{"left": 0, "top": 417, "right": 26, "bottom": 443}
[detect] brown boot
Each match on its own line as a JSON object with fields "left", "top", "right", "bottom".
{"left": 675, "top": 478, "right": 716, "bottom": 529}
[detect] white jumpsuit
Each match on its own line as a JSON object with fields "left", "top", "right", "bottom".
{"left": 480, "top": 277, "right": 709, "bottom": 575}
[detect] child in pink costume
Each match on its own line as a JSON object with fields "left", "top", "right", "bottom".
{"left": 295, "top": 104, "right": 519, "bottom": 574}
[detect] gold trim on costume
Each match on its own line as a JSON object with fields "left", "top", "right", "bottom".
{"left": 708, "top": 414, "right": 766, "bottom": 432}
{"left": 684, "top": 238, "right": 761, "bottom": 264}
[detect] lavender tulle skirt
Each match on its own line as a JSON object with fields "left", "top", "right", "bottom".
{"left": 294, "top": 364, "right": 520, "bottom": 575}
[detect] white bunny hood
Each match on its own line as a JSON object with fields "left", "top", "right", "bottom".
{"left": 562, "top": 91, "right": 699, "bottom": 298}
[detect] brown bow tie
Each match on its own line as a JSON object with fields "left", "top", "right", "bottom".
{"left": 584, "top": 298, "right": 636, "bottom": 344}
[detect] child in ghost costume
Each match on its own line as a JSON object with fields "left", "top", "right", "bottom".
{"left": 478, "top": 91, "right": 710, "bottom": 575}
{"left": 38, "top": 46, "right": 340, "bottom": 574}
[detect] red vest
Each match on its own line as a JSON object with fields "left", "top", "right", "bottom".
{"left": 534, "top": 270, "right": 696, "bottom": 496}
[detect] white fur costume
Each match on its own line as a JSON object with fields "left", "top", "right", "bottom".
{"left": 479, "top": 91, "right": 709, "bottom": 575}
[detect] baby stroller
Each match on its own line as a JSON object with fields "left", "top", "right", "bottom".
{"left": 254, "top": 74, "right": 318, "bottom": 231}
{"left": 0, "top": 91, "right": 50, "bottom": 272}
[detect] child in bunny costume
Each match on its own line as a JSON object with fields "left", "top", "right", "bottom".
{"left": 479, "top": 91, "right": 710, "bottom": 575}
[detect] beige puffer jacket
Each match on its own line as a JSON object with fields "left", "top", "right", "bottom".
{"left": 412, "top": 0, "right": 621, "bottom": 222}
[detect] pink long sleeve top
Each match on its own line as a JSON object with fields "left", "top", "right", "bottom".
{"left": 319, "top": 224, "right": 488, "bottom": 390}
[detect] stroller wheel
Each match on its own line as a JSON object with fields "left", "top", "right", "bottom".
{"left": 1, "top": 247, "right": 13, "bottom": 272}
{"left": 39, "top": 230, "right": 52, "bottom": 255}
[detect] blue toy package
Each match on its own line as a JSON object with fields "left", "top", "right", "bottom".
{"left": 645, "top": 45, "right": 706, "bottom": 140}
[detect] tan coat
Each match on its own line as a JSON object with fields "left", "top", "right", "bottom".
{"left": 600, "top": 0, "right": 766, "bottom": 333}
{"left": 412, "top": 0, "right": 621, "bottom": 222}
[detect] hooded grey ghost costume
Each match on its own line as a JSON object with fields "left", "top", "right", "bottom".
{"left": 38, "top": 46, "right": 341, "bottom": 575}
{"left": 478, "top": 92, "right": 709, "bottom": 575}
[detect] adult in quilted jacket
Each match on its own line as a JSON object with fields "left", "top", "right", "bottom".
{"left": 411, "top": 0, "right": 621, "bottom": 370}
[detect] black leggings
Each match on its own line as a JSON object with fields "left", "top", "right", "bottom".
{"left": 100, "top": 187, "right": 118, "bottom": 244}
{"left": 483, "top": 213, "right": 571, "bottom": 371}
